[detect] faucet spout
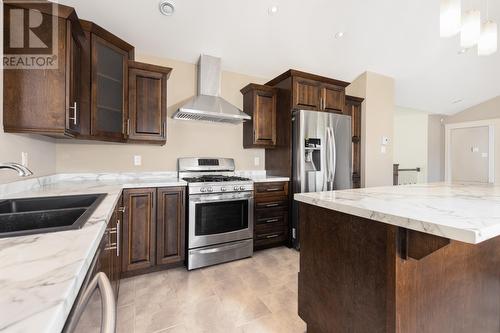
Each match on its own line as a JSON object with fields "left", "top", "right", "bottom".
{"left": 0, "top": 162, "right": 34, "bottom": 177}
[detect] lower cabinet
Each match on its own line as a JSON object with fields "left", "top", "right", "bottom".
{"left": 97, "top": 195, "right": 123, "bottom": 297}
{"left": 156, "top": 187, "right": 186, "bottom": 265}
{"left": 254, "top": 182, "right": 290, "bottom": 250}
{"left": 122, "top": 187, "right": 185, "bottom": 277}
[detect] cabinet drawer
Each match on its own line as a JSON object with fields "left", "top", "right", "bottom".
{"left": 255, "top": 220, "right": 285, "bottom": 234}
{"left": 254, "top": 229, "right": 287, "bottom": 248}
{"left": 256, "top": 209, "right": 286, "bottom": 226}
{"left": 256, "top": 200, "right": 288, "bottom": 210}
{"left": 255, "top": 182, "right": 288, "bottom": 197}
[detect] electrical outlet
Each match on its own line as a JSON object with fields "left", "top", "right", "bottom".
{"left": 134, "top": 155, "right": 142, "bottom": 166}
{"left": 21, "top": 152, "right": 29, "bottom": 167}
{"left": 254, "top": 156, "right": 260, "bottom": 166}
{"left": 382, "top": 136, "right": 390, "bottom": 145}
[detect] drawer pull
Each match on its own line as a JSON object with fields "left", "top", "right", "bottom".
{"left": 266, "top": 234, "right": 280, "bottom": 239}
{"left": 105, "top": 243, "right": 117, "bottom": 251}
{"left": 264, "top": 203, "right": 280, "bottom": 208}
{"left": 265, "top": 187, "right": 282, "bottom": 192}
{"left": 265, "top": 218, "right": 279, "bottom": 223}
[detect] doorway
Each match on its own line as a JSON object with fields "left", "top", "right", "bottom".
{"left": 445, "top": 121, "right": 495, "bottom": 183}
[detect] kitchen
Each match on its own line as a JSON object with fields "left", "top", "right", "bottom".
{"left": 1, "top": 1, "right": 500, "bottom": 333}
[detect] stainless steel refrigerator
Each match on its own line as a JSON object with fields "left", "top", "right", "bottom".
{"left": 291, "top": 109, "right": 353, "bottom": 249}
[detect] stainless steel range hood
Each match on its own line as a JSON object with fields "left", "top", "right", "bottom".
{"left": 173, "top": 55, "right": 251, "bottom": 124}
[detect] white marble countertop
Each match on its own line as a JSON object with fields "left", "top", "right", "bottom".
{"left": 250, "top": 176, "right": 290, "bottom": 183}
{"left": 294, "top": 182, "right": 500, "bottom": 244}
{"left": 0, "top": 174, "right": 186, "bottom": 333}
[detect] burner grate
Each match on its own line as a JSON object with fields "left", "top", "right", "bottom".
{"left": 182, "top": 175, "right": 251, "bottom": 183}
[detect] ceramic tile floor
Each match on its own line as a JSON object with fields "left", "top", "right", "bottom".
{"left": 116, "top": 246, "right": 306, "bottom": 333}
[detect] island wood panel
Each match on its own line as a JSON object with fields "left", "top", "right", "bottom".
{"left": 298, "top": 203, "right": 389, "bottom": 333}
{"left": 298, "top": 202, "right": 500, "bottom": 333}
{"left": 122, "top": 188, "right": 156, "bottom": 273}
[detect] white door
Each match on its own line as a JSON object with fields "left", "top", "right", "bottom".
{"left": 450, "top": 126, "right": 489, "bottom": 182}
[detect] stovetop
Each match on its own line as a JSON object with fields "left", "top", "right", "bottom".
{"left": 182, "top": 175, "right": 252, "bottom": 183}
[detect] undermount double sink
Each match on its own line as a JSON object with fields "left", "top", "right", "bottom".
{"left": 0, "top": 194, "right": 106, "bottom": 238}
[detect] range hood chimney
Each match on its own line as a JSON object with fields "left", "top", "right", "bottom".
{"left": 173, "top": 55, "right": 251, "bottom": 124}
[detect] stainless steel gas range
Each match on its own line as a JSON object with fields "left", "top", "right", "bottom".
{"left": 178, "top": 157, "right": 254, "bottom": 270}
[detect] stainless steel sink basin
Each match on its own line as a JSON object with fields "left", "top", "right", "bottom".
{"left": 0, "top": 194, "right": 106, "bottom": 238}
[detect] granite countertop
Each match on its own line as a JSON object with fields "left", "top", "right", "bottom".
{"left": 294, "top": 182, "right": 500, "bottom": 244}
{"left": 0, "top": 174, "right": 186, "bottom": 333}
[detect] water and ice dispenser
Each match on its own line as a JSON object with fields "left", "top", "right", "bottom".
{"left": 304, "top": 138, "right": 321, "bottom": 172}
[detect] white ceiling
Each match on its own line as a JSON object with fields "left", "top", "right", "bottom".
{"left": 63, "top": 0, "right": 500, "bottom": 115}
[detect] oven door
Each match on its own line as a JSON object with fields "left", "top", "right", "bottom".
{"left": 189, "top": 191, "right": 254, "bottom": 249}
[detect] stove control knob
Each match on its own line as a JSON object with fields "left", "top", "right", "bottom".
{"left": 239, "top": 186, "right": 245, "bottom": 191}
{"left": 221, "top": 187, "right": 227, "bottom": 192}
{"left": 207, "top": 187, "right": 213, "bottom": 192}
{"left": 234, "top": 186, "right": 240, "bottom": 191}
{"left": 200, "top": 188, "right": 207, "bottom": 193}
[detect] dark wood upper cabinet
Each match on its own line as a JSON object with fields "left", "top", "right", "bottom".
{"left": 345, "top": 95, "right": 364, "bottom": 188}
{"left": 78, "top": 20, "right": 134, "bottom": 142}
{"left": 122, "top": 188, "right": 156, "bottom": 274}
{"left": 241, "top": 84, "right": 277, "bottom": 148}
{"left": 3, "top": 3, "right": 85, "bottom": 137}
{"left": 321, "top": 83, "right": 345, "bottom": 113}
{"left": 156, "top": 187, "right": 185, "bottom": 266}
{"left": 128, "top": 61, "right": 172, "bottom": 144}
{"left": 270, "top": 70, "right": 349, "bottom": 113}
{"left": 293, "top": 78, "right": 321, "bottom": 110}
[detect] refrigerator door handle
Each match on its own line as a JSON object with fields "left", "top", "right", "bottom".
{"left": 329, "top": 127, "right": 337, "bottom": 186}
{"left": 324, "top": 126, "right": 330, "bottom": 190}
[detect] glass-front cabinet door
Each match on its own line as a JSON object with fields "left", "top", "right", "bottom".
{"left": 91, "top": 35, "right": 128, "bottom": 140}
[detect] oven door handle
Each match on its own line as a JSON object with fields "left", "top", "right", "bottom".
{"left": 190, "top": 195, "right": 252, "bottom": 204}
{"left": 194, "top": 241, "right": 249, "bottom": 254}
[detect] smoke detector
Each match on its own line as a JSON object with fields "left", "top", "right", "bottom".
{"left": 159, "top": 0, "right": 175, "bottom": 16}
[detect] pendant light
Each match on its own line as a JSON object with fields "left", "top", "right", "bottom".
{"left": 440, "top": 0, "right": 462, "bottom": 37}
{"left": 461, "top": 10, "right": 481, "bottom": 48}
{"left": 478, "top": 0, "right": 498, "bottom": 56}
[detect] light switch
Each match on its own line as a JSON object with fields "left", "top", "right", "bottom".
{"left": 482, "top": 152, "right": 488, "bottom": 158}
{"left": 382, "top": 136, "right": 390, "bottom": 145}
{"left": 381, "top": 145, "right": 387, "bottom": 154}
{"left": 254, "top": 157, "right": 260, "bottom": 166}
{"left": 471, "top": 147, "right": 479, "bottom": 153}
{"left": 134, "top": 155, "right": 142, "bottom": 166}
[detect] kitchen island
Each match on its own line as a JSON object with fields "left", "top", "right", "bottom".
{"left": 294, "top": 183, "right": 500, "bottom": 333}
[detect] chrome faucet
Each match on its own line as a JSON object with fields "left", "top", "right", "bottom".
{"left": 0, "top": 162, "right": 34, "bottom": 177}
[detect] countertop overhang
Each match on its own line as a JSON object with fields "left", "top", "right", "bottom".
{"left": 294, "top": 182, "right": 500, "bottom": 244}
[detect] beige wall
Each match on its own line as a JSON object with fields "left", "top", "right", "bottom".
{"left": 347, "top": 72, "right": 395, "bottom": 187}
{"left": 56, "top": 55, "right": 267, "bottom": 173}
{"left": 445, "top": 95, "right": 500, "bottom": 183}
{"left": 393, "top": 107, "right": 428, "bottom": 183}
{"left": 446, "top": 96, "right": 500, "bottom": 123}
{"left": 427, "top": 115, "right": 446, "bottom": 182}
{"left": 0, "top": 5, "right": 57, "bottom": 184}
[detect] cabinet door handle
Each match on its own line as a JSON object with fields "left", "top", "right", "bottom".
{"left": 118, "top": 206, "right": 126, "bottom": 213}
{"left": 265, "top": 218, "right": 279, "bottom": 223}
{"left": 126, "top": 119, "right": 130, "bottom": 136}
{"left": 116, "top": 219, "right": 120, "bottom": 257}
{"left": 69, "top": 102, "right": 78, "bottom": 125}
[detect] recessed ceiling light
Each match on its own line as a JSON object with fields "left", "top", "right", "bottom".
{"left": 268, "top": 5, "right": 279, "bottom": 15}
{"left": 335, "top": 32, "right": 345, "bottom": 39}
{"left": 452, "top": 99, "right": 463, "bottom": 104}
{"left": 159, "top": 0, "right": 175, "bottom": 16}
{"left": 457, "top": 48, "right": 469, "bottom": 55}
